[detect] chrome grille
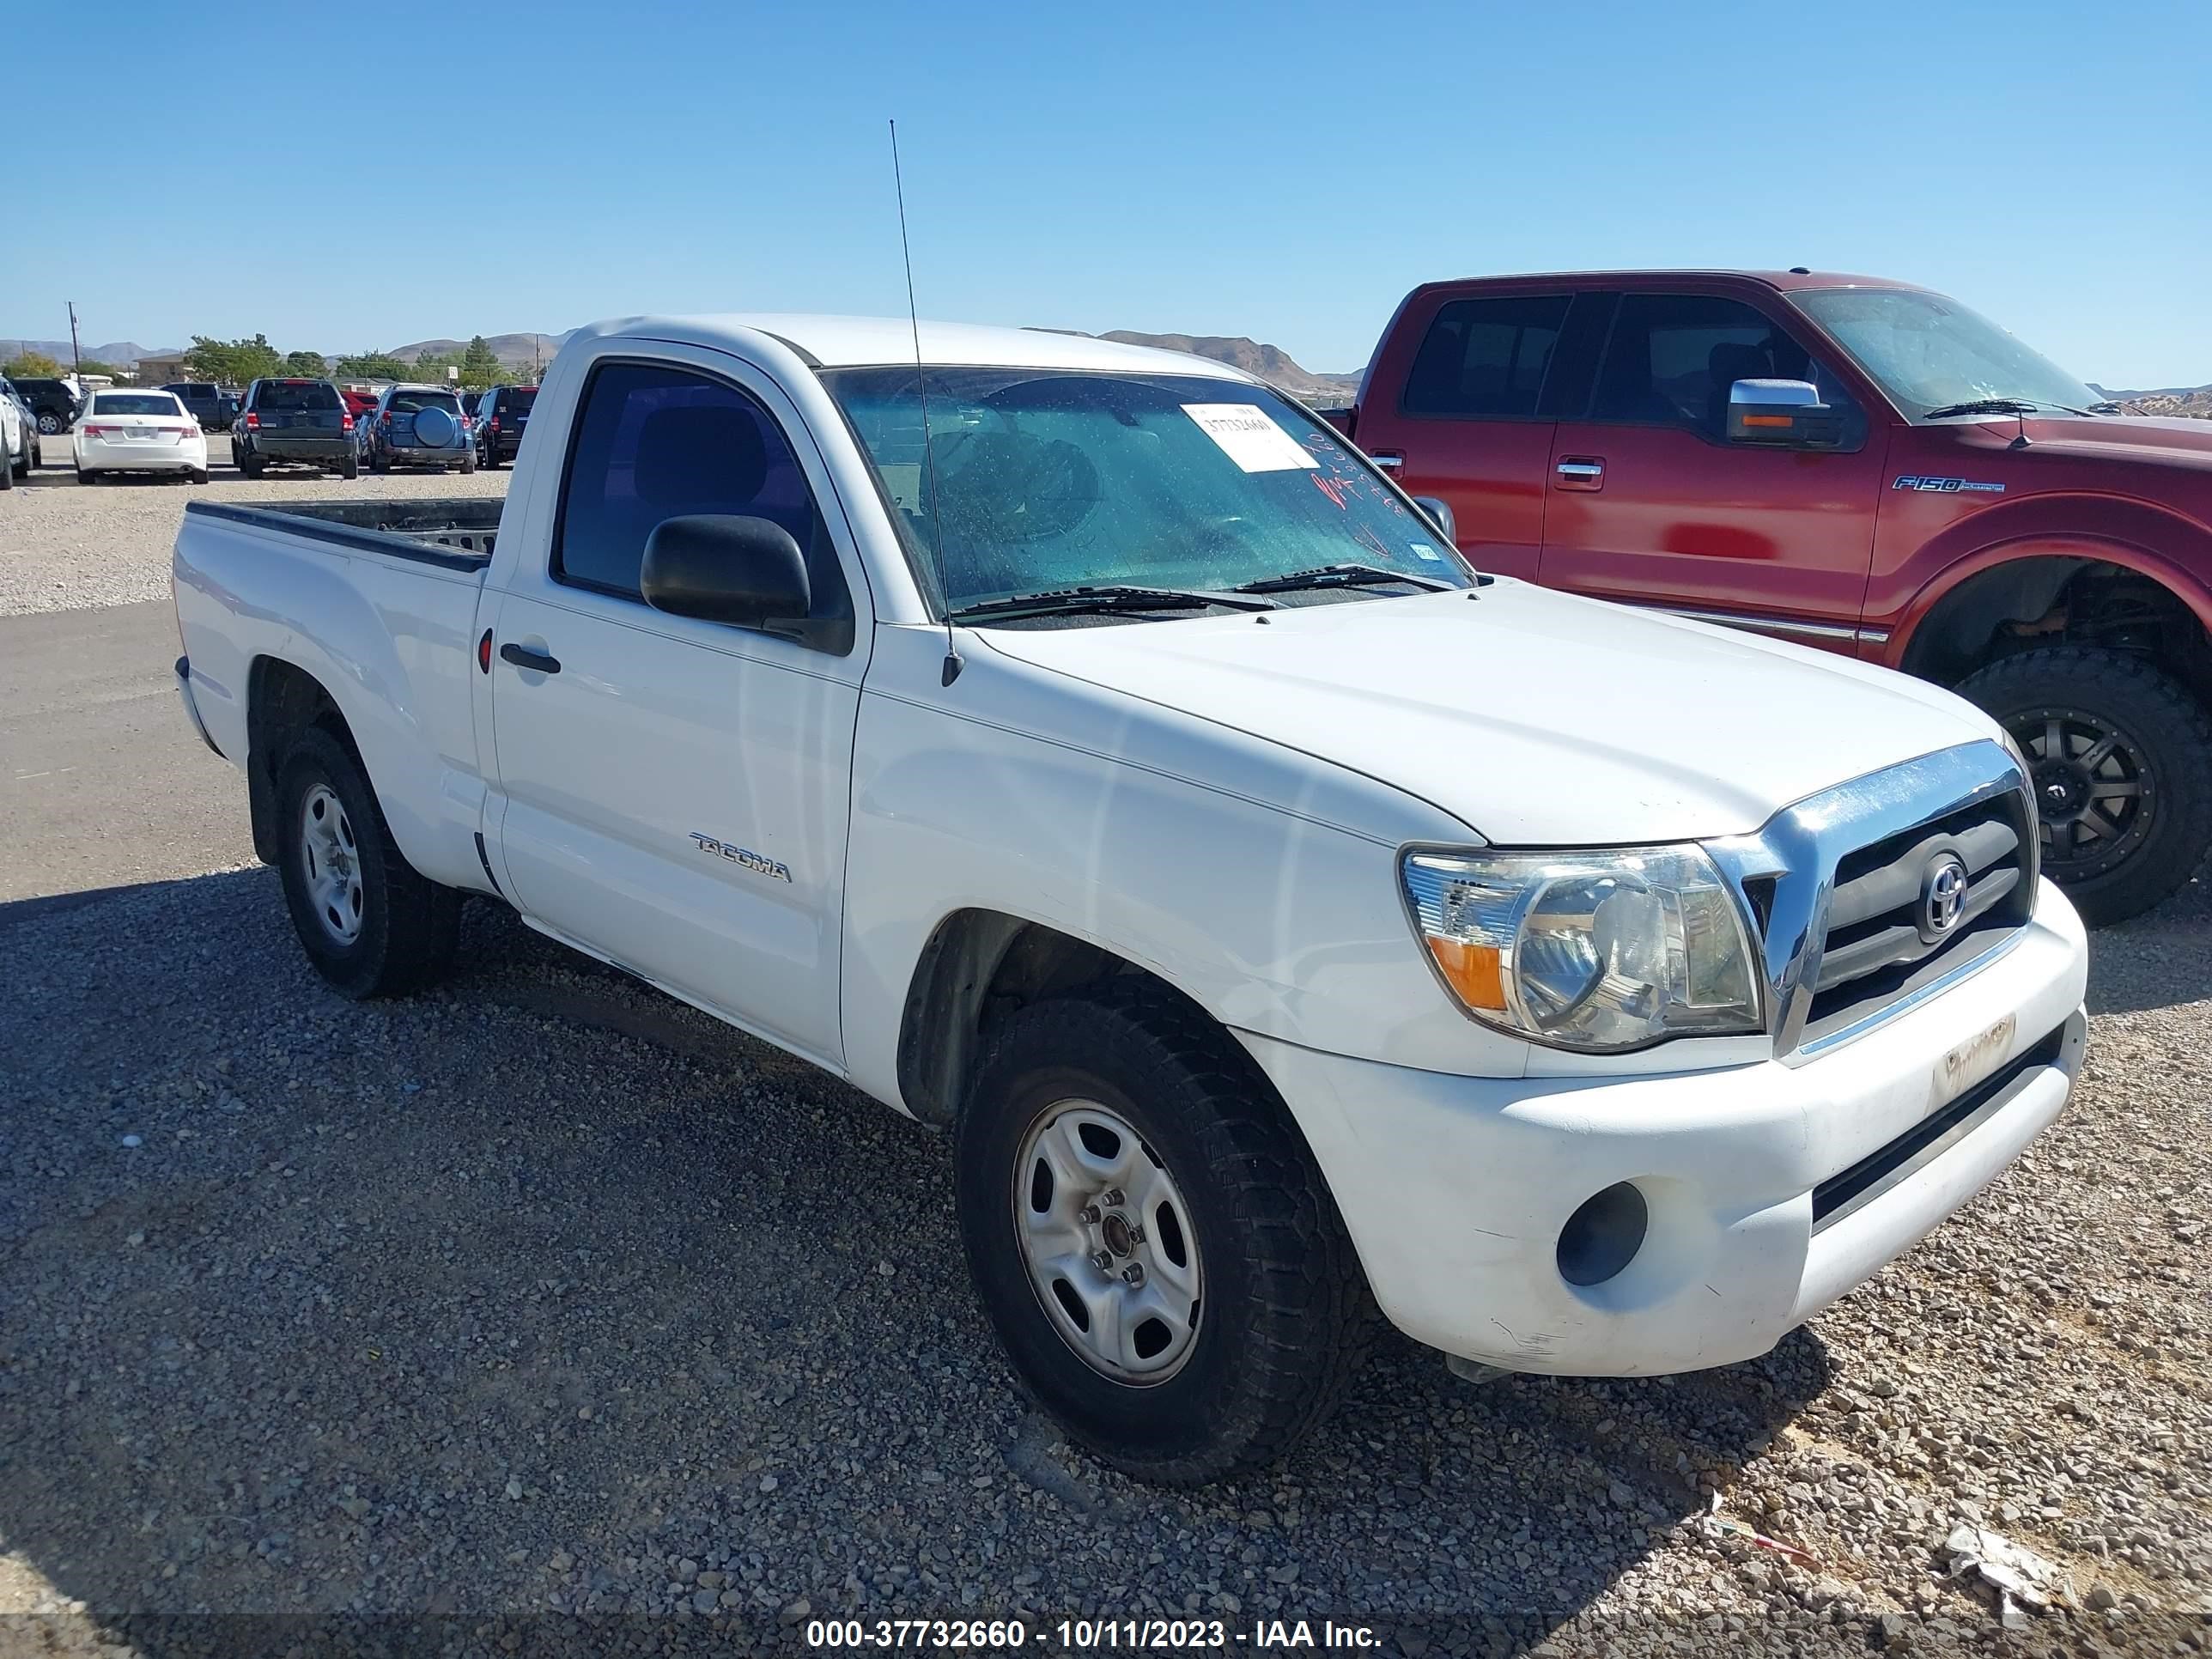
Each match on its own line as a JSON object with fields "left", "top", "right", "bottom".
{"left": 1706, "top": 739, "right": 2038, "bottom": 1063}
{"left": 1800, "top": 789, "right": 2036, "bottom": 1047}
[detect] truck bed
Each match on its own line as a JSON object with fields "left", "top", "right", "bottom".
{"left": 183, "top": 497, "right": 501, "bottom": 569}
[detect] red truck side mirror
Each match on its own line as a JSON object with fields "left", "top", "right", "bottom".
{"left": 1727, "top": 379, "right": 1843, "bottom": 447}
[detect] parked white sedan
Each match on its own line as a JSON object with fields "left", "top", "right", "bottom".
{"left": 74, "top": 389, "right": 210, "bottom": 485}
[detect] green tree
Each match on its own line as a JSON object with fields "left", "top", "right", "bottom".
{"left": 3, "top": 349, "right": 62, "bottom": 377}
{"left": 459, "top": 335, "right": 503, "bottom": 390}
{"left": 282, "top": 349, "right": 329, "bottom": 377}
{"left": 412, "top": 348, "right": 461, "bottom": 384}
{"left": 333, "top": 352, "right": 408, "bottom": 380}
{"left": 185, "top": 334, "right": 285, "bottom": 386}
{"left": 76, "top": 358, "right": 122, "bottom": 379}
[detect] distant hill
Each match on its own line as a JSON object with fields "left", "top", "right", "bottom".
{"left": 1092, "top": 331, "right": 1360, "bottom": 401}
{"left": 2091, "top": 380, "right": 2212, "bottom": 418}
{"left": 2, "top": 338, "right": 179, "bottom": 368}
{"left": 381, "top": 331, "right": 571, "bottom": 367}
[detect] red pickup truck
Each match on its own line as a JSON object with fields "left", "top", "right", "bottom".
{"left": 1330, "top": 270, "right": 2212, "bottom": 923}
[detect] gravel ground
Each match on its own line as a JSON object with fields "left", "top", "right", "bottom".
{"left": 0, "top": 436, "right": 507, "bottom": 617}
{"left": 0, "top": 460, "right": 2208, "bottom": 1654}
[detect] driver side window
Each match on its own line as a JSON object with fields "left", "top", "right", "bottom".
{"left": 553, "top": 360, "right": 853, "bottom": 633}
{"left": 1590, "top": 294, "right": 1859, "bottom": 439}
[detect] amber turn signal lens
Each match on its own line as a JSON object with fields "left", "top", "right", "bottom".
{"left": 1426, "top": 935, "right": 1506, "bottom": 1012}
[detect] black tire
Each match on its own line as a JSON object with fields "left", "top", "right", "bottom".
{"left": 189, "top": 467, "right": 210, "bottom": 485}
{"left": 0, "top": 452, "right": 12, "bottom": 490}
{"left": 371, "top": 453, "right": 389, "bottom": 474}
{"left": 37, "top": 411, "right": 61, "bottom": 435}
{"left": 274, "top": 726, "right": 462, "bottom": 998}
{"left": 237, "top": 448, "right": 264, "bottom": 478}
{"left": 1958, "top": 645, "right": 2212, "bottom": 926}
{"left": 459, "top": 452, "right": 477, "bottom": 474}
{"left": 341, "top": 453, "right": 359, "bottom": 480}
{"left": 956, "top": 981, "right": 1373, "bottom": 1486}
{"left": 76, "top": 468, "right": 97, "bottom": 485}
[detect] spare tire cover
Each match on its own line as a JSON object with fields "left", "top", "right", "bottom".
{"left": 412, "top": 405, "right": 457, "bottom": 447}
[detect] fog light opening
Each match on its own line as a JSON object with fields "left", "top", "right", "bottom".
{"left": 1557, "top": 1182, "right": 1650, "bottom": 1288}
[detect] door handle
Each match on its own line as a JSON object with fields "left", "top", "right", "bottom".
{"left": 499, "top": 642, "right": 562, "bottom": 674}
{"left": 1554, "top": 457, "right": 1606, "bottom": 491}
{"left": 1368, "top": 451, "right": 1405, "bottom": 470}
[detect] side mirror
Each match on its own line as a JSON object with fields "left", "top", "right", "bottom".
{"left": 1410, "top": 495, "right": 1456, "bottom": 548}
{"left": 1728, "top": 379, "right": 1843, "bottom": 447}
{"left": 641, "top": 514, "right": 811, "bottom": 630}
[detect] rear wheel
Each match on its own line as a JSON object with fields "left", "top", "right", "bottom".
{"left": 237, "top": 448, "right": 264, "bottom": 478}
{"left": 76, "top": 467, "right": 98, "bottom": 485}
{"left": 956, "top": 982, "right": 1373, "bottom": 1486}
{"left": 1959, "top": 645, "right": 2212, "bottom": 925}
{"left": 275, "top": 726, "right": 462, "bottom": 998}
{"left": 37, "top": 411, "right": 61, "bottom": 435}
{"left": 459, "top": 451, "right": 477, "bottom": 474}
{"left": 189, "top": 466, "right": 210, "bottom": 485}
{"left": 0, "top": 450, "right": 12, "bottom": 489}
{"left": 341, "top": 452, "right": 359, "bottom": 480}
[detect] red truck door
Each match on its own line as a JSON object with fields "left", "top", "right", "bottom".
{"left": 1350, "top": 289, "right": 1584, "bottom": 580}
{"left": 1538, "top": 289, "right": 1887, "bottom": 652}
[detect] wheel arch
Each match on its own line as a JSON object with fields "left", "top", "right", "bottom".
{"left": 244, "top": 655, "right": 373, "bottom": 866}
{"left": 895, "top": 908, "right": 1232, "bottom": 1128}
{"left": 1893, "top": 538, "right": 2212, "bottom": 688}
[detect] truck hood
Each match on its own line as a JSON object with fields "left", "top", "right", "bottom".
{"left": 2004, "top": 412, "right": 2212, "bottom": 470}
{"left": 977, "top": 581, "right": 1999, "bottom": 844}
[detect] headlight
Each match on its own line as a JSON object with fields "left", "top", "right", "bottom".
{"left": 1401, "top": 846, "right": 1765, "bottom": 1052}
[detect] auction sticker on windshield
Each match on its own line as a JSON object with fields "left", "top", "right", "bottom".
{"left": 1182, "top": 404, "right": 1320, "bottom": 472}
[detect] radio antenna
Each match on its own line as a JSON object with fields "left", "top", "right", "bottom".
{"left": 890, "top": 119, "right": 961, "bottom": 686}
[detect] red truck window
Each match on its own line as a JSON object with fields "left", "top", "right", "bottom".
{"left": 1402, "top": 295, "right": 1570, "bottom": 419}
{"left": 1589, "top": 294, "right": 1856, "bottom": 436}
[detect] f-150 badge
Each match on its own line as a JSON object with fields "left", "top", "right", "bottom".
{"left": 690, "top": 832, "right": 793, "bottom": 882}
{"left": 1893, "top": 475, "right": 2005, "bottom": 494}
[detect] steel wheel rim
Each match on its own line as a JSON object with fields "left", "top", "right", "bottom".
{"left": 1012, "top": 1099, "right": 1204, "bottom": 1385}
{"left": 2011, "top": 707, "right": 2154, "bottom": 878}
{"left": 299, "top": 784, "right": 366, "bottom": 944}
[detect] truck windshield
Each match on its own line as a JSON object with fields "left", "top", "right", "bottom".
{"left": 1793, "top": 288, "right": 2104, "bottom": 419}
{"left": 823, "top": 368, "right": 1474, "bottom": 615}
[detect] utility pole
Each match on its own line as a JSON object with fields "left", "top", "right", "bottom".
{"left": 67, "top": 301, "right": 83, "bottom": 386}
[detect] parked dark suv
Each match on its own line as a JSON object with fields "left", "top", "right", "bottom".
{"left": 161, "top": 382, "right": 238, "bottom": 432}
{"left": 9, "top": 378, "right": 81, "bottom": 435}
{"left": 234, "top": 379, "right": 358, "bottom": 478}
{"left": 473, "top": 384, "right": 538, "bottom": 469}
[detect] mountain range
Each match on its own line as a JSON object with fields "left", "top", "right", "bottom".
{"left": 2090, "top": 382, "right": 2212, "bottom": 418}
{"left": 2, "top": 339, "right": 179, "bottom": 367}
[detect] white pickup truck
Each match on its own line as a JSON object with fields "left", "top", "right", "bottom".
{"left": 173, "top": 315, "right": 2089, "bottom": 1484}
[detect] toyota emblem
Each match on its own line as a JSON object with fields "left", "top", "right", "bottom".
{"left": 1921, "top": 853, "right": 1969, "bottom": 940}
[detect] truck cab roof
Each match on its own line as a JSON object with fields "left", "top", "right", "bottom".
{"left": 568, "top": 313, "right": 1270, "bottom": 379}
{"left": 1401, "top": 269, "right": 1930, "bottom": 295}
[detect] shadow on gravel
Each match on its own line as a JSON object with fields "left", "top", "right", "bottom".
{"left": 0, "top": 867, "right": 1829, "bottom": 1654}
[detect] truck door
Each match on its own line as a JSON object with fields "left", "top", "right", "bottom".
{"left": 484, "top": 346, "right": 869, "bottom": 1068}
{"left": 1538, "top": 289, "right": 1886, "bottom": 653}
{"left": 1350, "top": 289, "right": 1589, "bottom": 581}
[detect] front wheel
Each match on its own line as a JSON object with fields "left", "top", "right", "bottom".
{"left": 957, "top": 983, "right": 1373, "bottom": 1486}
{"left": 37, "top": 411, "right": 61, "bottom": 434}
{"left": 1959, "top": 645, "right": 2212, "bottom": 926}
{"left": 275, "top": 726, "right": 462, "bottom": 998}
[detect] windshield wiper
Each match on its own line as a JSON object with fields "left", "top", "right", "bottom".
{"left": 1233, "top": 562, "right": 1455, "bottom": 595}
{"left": 1923, "top": 397, "right": 2100, "bottom": 420}
{"left": 948, "top": 585, "right": 1279, "bottom": 622}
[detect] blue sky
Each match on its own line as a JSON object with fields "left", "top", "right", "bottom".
{"left": 8, "top": 1, "right": 2208, "bottom": 387}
